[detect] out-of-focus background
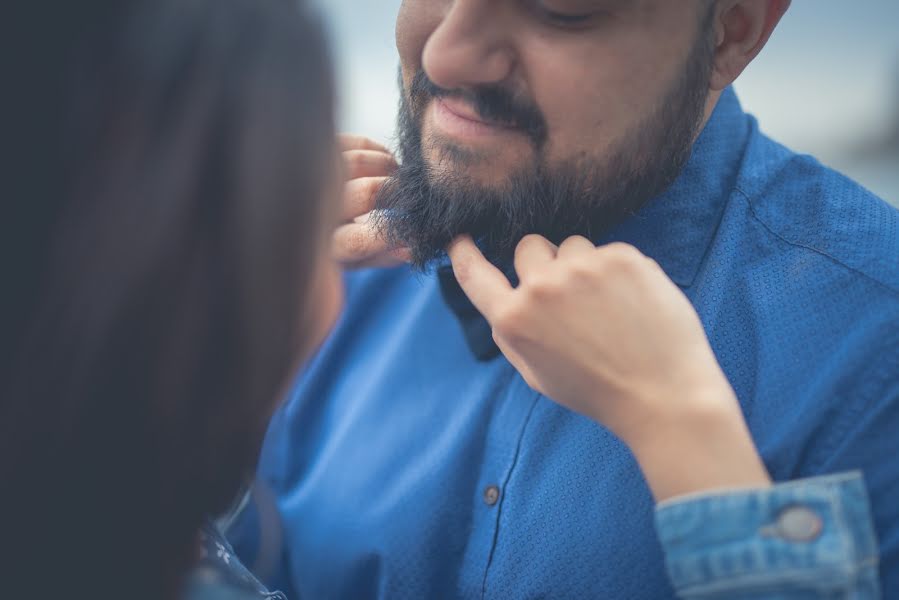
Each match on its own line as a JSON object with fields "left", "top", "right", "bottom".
{"left": 317, "top": 1, "right": 899, "bottom": 207}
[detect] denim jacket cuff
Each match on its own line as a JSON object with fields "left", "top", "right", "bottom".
{"left": 654, "top": 471, "right": 880, "bottom": 597}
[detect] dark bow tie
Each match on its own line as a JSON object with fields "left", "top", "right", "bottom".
{"left": 437, "top": 265, "right": 502, "bottom": 361}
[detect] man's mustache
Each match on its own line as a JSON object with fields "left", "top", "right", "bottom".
{"left": 408, "top": 70, "right": 548, "bottom": 147}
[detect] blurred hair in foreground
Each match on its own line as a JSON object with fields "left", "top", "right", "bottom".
{"left": 0, "top": 0, "right": 334, "bottom": 597}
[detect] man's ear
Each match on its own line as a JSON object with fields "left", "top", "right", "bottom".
{"left": 709, "top": 0, "right": 790, "bottom": 91}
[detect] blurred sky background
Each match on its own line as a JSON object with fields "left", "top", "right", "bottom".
{"left": 316, "top": 1, "right": 899, "bottom": 207}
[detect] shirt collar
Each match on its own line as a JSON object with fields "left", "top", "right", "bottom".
{"left": 598, "top": 87, "right": 752, "bottom": 287}
{"left": 438, "top": 87, "right": 752, "bottom": 360}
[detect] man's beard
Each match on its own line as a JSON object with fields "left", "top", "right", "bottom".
{"left": 374, "top": 31, "right": 715, "bottom": 271}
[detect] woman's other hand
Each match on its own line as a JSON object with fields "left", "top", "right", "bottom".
{"left": 332, "top": 135, "right": 411, "bottom": 268}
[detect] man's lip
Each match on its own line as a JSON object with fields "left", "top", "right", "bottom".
{"left": 436, "top": 97, "right": 511, "bottom": 129}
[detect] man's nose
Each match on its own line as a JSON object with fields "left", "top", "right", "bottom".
{"left": 422, "top": 0, "right": 516, "bottom": 90}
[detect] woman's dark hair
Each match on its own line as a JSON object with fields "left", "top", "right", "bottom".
{"left": 1, "top": 0, "right": 334, "bottom": 597}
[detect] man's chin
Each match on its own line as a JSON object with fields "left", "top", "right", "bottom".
{"left": 422, "top": 146, "right": 525, "bottom": 192}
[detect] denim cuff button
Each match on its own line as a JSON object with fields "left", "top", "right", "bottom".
{"left": 775, "top": 506, "right": 824, "bottom": 542}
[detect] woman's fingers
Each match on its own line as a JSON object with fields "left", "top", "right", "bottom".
{"left": 447, "top": 235, "right": 514, "bottom": 321}
{"left": 331, "top": 134, "right": 408, "bottom": 269}
{"left": 338, "top": 133, "right": 391, "bottom": 154}
{"left": 332, "top": 218, "right": 410, "bottom": 269}
{"left": 557, "top": 235, "right": 595, "bottom": 259}
{"left": 343, "top": 149, "right": 397, "bottom": 180}
{"left": 514, "top": 234, "right": 557, "bottom": 280}
{"left": 342, "top": 176, "right": 388, "bottom": 221}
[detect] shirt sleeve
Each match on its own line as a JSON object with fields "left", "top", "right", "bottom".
{"left": 654, "top": 472, "right": 881, "bottom": 599}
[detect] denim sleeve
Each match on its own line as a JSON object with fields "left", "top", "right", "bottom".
{"left": 654, "top": 472, "right": 880, "bottom": 599}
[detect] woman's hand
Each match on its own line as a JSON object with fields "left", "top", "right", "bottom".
{"left": 332, "top": 135, "right": 410, "bottom": 268}
{"left": 447, "top": 234, "right": 771, "bottom": 501}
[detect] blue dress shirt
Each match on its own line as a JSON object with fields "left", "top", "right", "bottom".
{"left": 230, "top": 88, "right": 899, "bottom": 598}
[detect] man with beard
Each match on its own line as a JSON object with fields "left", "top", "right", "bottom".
{"left": 230, "top": 0, "right": 899, "bottom": 597}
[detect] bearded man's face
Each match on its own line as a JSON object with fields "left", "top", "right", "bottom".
{"left": 377, "top": 0, "right": 718, "bottom": 269}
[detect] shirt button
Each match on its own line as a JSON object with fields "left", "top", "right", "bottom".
{"left": 483, "top": 485, "right": 500, "bottom": 506}
{"left": 776, "top": 506, "right": 823, "bottom": 542}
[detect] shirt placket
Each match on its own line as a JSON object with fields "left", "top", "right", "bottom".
{"left": 458, "top": 372, "right": 541, "bottom": 599}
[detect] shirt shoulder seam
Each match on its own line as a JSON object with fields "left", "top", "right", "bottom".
{"left": 734, "top": 186, "right": 899, "bottom": 299}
